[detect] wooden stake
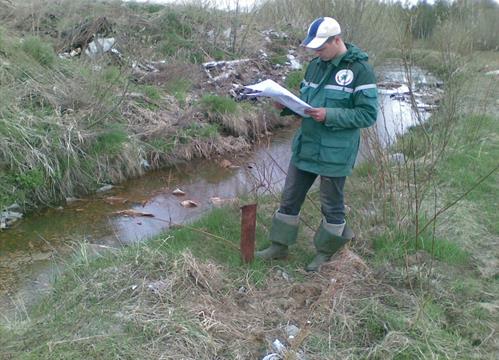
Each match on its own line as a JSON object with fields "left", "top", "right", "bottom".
{"left": 240, "top": 204, "right": 257, "bottom": 263}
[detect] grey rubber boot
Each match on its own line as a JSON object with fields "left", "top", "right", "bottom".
{"left": 256, "top": 211, "right": 299, "bottom": 260}
{"left": 305, "top": 220, "right": 354, "bottom": 272}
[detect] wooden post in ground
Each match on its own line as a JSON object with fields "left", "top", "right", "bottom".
{"left": 240, "top": 204, "right": 257, "bottom": 263}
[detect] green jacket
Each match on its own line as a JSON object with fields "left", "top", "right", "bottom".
{"left": 287, "top": 43, "right": 378, "bottom": 177}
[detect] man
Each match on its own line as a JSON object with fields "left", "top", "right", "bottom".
{"left": 256, "top": 17, "right": 378, "bottom": 272}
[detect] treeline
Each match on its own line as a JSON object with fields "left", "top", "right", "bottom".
{"left": 256, "top": 0, "right": 498, "bottom": 59}
{"left": 408, "top": 0, "right": 498, "bottom": 50}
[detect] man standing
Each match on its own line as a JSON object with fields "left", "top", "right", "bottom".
{"left": 256, "top": 17, "right": 378, "bottom": 272}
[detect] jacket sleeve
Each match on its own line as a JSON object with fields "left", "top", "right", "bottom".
{"left": 324, "top": 62, "right": 378, "bottom": 130}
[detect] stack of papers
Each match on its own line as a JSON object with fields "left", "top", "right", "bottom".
{"left": 244, "top": 79, "right": 311, "bottom": 117}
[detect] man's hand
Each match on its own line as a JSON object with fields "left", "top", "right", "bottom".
{"left": 304, "top": 107, "right": 326, "bottom": 122}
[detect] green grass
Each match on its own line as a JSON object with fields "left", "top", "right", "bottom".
{"left": 177, "top": 123, "right": 219, "bottom": 141}
{"left": 164, "top": 78, "right": 192, "bottom": 106}
{"left": 20, "top": 36, "right": 56, "bottom": 67}
{"left": 0, "top": 203, "right": 312, "bottom": 358}
{"left": 269, "top": 54, "right": 287, "bottom": 65}
{"left": 200, "top": 94, "right": 238, "bottom": 115}
{"left": 149, "top": 205, "right": 314, "bottom": 283}
{"left": 372, "top": 229, "right": 470, "bottom": 266}
{"left": 437, "top": 114, "right": 499, "bottom": 233}
{"left": 352, "top": 159, "right": 378, "bottom": 178}
{"left": 91, "top": 124, "right": 128, "bottom": 155}
{"left": 285, "top": 69, "right": 306, "bottom": 91}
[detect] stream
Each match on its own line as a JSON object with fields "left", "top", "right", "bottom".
{"left": 0, "top": 64, "right": 440, "bottom": 315}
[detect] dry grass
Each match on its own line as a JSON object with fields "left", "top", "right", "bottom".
{"left": 0, "top": 239, "right": 384, "bottom": 359}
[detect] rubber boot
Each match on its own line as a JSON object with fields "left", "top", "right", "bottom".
{"left": 256, "top": 211, "right": 299, "bottom": 260}
{"left": 305, "top": 220, "right": 354, "bottom": 272}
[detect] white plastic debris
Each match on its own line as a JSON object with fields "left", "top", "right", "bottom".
{"left": 272, "top": 339, "right": 286, "bottom": 354}
{"left": 259, "top": 49, "right": 268, "bottom": 59}
{"left": 378, "top": 84, "right": 410, "bottom": 95}
{"left": 6, "top": 203, "right": 21, "bottom": 212}
{"left": 262, "top": 354, "right": 281, "bottom": 360}
{"left": 0, "top": 210, "right": 23, "bottom": 229}
{"left": 85, "top": 37, "right": 116, "bottom": 58}
{"left": 286, "top": 54, "right": 302, "bottom": 70}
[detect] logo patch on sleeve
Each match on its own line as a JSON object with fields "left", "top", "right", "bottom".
{"left": 335, "top": 69, "right": 354, "bottom": 86}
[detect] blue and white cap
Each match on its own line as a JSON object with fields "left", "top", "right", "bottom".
{"left": 301, "top": 17, "right": 341, "bottom": 49}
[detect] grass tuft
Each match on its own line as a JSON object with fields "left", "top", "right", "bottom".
{"left": 21, "top": 36, "right": 56, "bottom": 67}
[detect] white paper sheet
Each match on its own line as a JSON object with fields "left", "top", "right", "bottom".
{"left": 244, "top": 79, "right": 311, "bottom": 117}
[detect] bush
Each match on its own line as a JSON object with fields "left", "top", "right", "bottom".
{"left": 21, "top": 36, "right": 56, "bottom": 67}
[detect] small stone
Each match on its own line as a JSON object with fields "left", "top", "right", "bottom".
{"left": 285, "top": 324, "right": 300, "bottom": 339}
{"left": 96, "top": 184, "right": 114, "bottom": 193}
{"left": 219, "top": 159, "right": 233, "bottom": 168}
{"left": 140, "top": 158, "right": 150, "bottom": 170}
{"left": 210, "top": 197, "right": 237, "bottom": 207}
{"left": 281, "top": 271, "right": 290, "bottom": 281}
{"left": 180, "top": 200, "right": 198, "bottom": 208}
{"left": 172, "top": 188, "right": 186, "bottom": 196}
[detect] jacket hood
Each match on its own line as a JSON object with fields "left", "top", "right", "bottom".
{"left": 342, "top": 43, "right": 368, "bottom": 62}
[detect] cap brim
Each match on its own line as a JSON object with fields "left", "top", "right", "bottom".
{"left": 300, "top": 36, "right": 328, "bottom": 50}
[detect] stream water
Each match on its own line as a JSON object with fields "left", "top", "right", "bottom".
{"left": 0, "top": 65, "right": 440, "bottom": 315}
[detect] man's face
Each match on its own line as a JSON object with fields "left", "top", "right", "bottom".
{"left": 313, "top": 37, "right": 340, "bottom": 61}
